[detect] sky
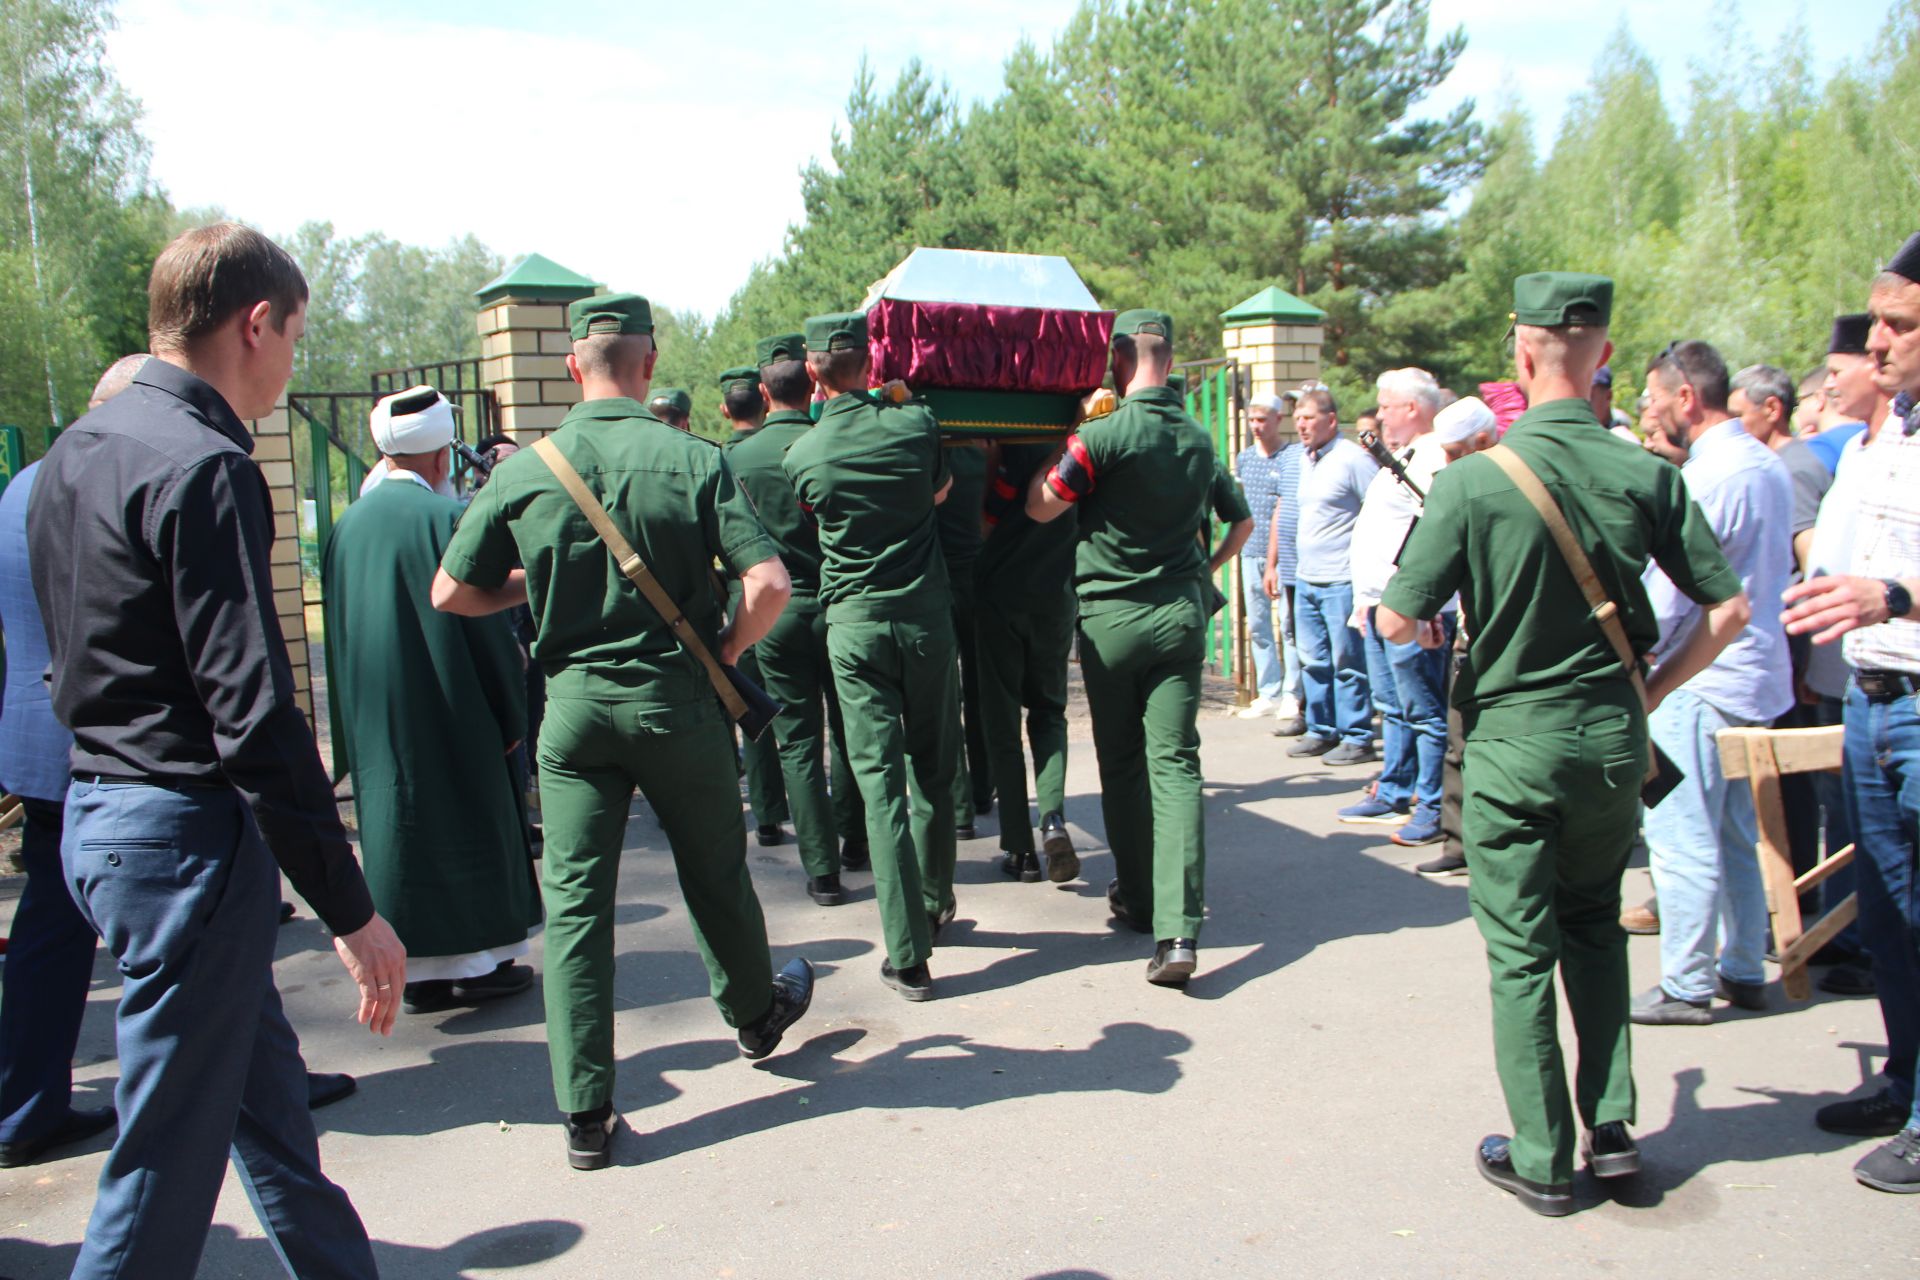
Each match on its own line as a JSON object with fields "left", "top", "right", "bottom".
{"left": 104, "top": 0, "right": 1894, "bottom": 318}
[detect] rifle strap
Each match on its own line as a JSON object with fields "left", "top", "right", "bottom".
{"left": 531, "top": 436, "right": 749, "bottom": 721}
{"left": 1483, "top": 443, "right": 1655, "bottom": 781}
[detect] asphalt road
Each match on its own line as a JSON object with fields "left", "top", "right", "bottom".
{"left": 2, "top": 705, "right": 1912, "bottom": 1278}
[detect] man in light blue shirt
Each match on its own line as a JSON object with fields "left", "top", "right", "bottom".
{"left": 1631, "top": 341, "right": 1796, "bottom": 1026}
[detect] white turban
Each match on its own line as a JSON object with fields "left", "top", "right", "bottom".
{"left": 1251, "top": 392, "right": 1290, "bottom": 413}
{"left": 1434, "top": 395, "right": 1496, "bottom": 446}
{"left": 370, "top": 385, "right": 455, "bottom": 457}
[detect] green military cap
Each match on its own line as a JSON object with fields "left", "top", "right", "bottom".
{"left": 1113, "top": 308, "right": 1175, "bottom": 342}
{"left": 1166, "top": 372, "right": 1188, "bottom": 397}
{"left": 717, "top": 365, "right": 759, "bottom": 390}
{"left": 804, "top": 311, "right": 868, "bottom": 353}
{"left": 756, "top": 332, "right": 808, "bottom": 367}
{"left": 648, "top": 387, "right": 692, "bottom": 416}
{"left": 1509, "top": 272, "right": 1612, "bottom": 329}
{"left": 567, "top": 292, "right": 655, "bottom": 340}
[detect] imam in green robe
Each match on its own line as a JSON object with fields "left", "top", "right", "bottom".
{"left": 322, "top": 475, "right": 540, "bottom": 963}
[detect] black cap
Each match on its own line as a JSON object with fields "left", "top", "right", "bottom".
{"left": 1830, "top": 313, "right": 1871, "bottom": 355}
{"left": 1887, "top": 232, "right": 1920, "bottom": 286}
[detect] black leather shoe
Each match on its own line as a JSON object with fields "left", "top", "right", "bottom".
{"left": 1819, "top": 964, "right": 1876, "bottom": 997}
{"left": 278, "top": 900, "right": 296, "bottom": 924}
{"left": 1146, "top": 938, "right": 1198, "bottom": 987}
{"left": 1040, "top": 812, "right": 1079, "bottom": 882}
{"left": 880, "top": 958, "right": 934, "bottom": 1001}
{"left": 739, "top": 958, "right": 814, "bottom": 1060}
{"left": 1475, "top": 1135, "right": 1573, "bottom": 1216}
{"left": 929, "top": 897, "right": 957, "bottom": 939}
{"left": 756, "top": 823, "right": 785, "bottom": 847}
{"left": 403, "top": 979, "right": 460, "bottom": 1014}
{"left": 1107, "top": 878, "right": 1150, "bottom": 934}
{"left": 975, "top": 791, "right": 995, "bottom": 815}
{"left": 1714, "top": 974, "right": 1768, "bottom": 1012}
{"left": 564, "top": 1104, "right": 618, "bottom": 1171}
{"left": 840, "top": 837, "right": 870, "bottom": 872}
{"left": 999, "top": 850, "right": 1041, "bottom": 882}
{"left": 1582, "top": 1120, "right": 1640, "bottom": 1178}
{"left": 0, "top": 1106, "right": 115, "bottom": 1168}
{"left": 955, "top": 822, "right": 977, "bottom": 840}
{"left": 807, "top": 873, "right": 845, "bottom": 905}
{"left": 454, "top": 961, "right": 535, "bottom": 1003}
{"left": 306, "top": 1072, "right": 357, "bottom": 1111}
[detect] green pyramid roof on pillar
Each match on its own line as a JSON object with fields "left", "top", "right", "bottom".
{"left": 1221, "top": 286, "right": 1326, "bottom": 327}
{"left": 475, "top": 254, "right": 601, "bottom": 305}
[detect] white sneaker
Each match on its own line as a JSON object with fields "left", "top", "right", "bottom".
{"left": 1276, "top": 695, "right": 1301, "bottom": 718}
{"left": 1238, "top": 697, "right": 1276, "bottom": 719}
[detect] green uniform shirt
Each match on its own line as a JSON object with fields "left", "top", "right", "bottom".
{"left": 1052, "top": 385, "right": 1218, "bottom": 614}
{"left": 725, "top": 410, "right": 822, "bottom": 604}
{"left": 442, "top": 396, "right": 777, "bottom": 702}
{"left": 1379, "top": 397, "right": 1740, "bottom": 739}
{"left": 782, "top": 390, "right": 952, "bottom": 623}
{"left": 977, "top": 443, "right": 1077, "bottom": 611}
{"left": 935, "top": 444, "right": 989, "bottom": 576}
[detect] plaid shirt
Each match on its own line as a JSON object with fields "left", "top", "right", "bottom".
{"left": 1846, "top": 393, "right": 1920, "bottom": 673}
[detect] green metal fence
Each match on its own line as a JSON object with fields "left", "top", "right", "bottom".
{"left": 0, "top": 426, "right": 24, "bottom": 499}
{"left": 1175, "top": 358, "right": 1248, "bottom": 695}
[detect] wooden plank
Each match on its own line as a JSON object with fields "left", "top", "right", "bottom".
{"left": 1717, "top": 725, "right": 1843, "bottom": 779}
{"left": 1793, "top": 844, "right": 1856, "bottom": 895}
{"left": 1778, "top": 895, "right": 1859, "bottom": 977}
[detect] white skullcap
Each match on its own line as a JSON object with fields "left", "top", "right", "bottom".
{"left": 1251, "top": 392, "right": 1290, "bottom": 412}
{"left": 370, "top": 385, "right": 455, "bottom": 456}
{"left": 1434, "top": 395, "right": 1496, "bottom": 446}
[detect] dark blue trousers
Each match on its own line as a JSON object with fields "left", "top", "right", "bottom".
{"left": 0, "top": 798, "right": 97, "bottom": 1143}
{"left": 62, "top": 780, "right": 376, "bottom": 1280}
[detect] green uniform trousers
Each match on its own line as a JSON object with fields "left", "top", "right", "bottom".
{"left": 1461, "top": 710, "right": 1644, "bottom": 1185}
{"left": 827, "top": 614, "right": 959, "bottom": 969}
{"left": 949, "top": 574, "right": 993, "bottom": 814}
{"left": 736, "top": 647, "right": 790, "bottom": 827}
{"left": 756, "top": 602, "right": 857, "bottom": 878}
{"left": 975, "top": 593, "right": 1073, "bottom": 853}
{"left": 537, "top": 695, "right": 773, "bottom": 1114}
{"left": 1078, "top": 598, "right": 1207, "bottom": 940}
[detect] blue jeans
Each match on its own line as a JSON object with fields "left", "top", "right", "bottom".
{"left": 1646, "top": 690, "right": 1770, "bottom": 1004}
{"left": 62, "top": 780, "right": 376, "bottom": 1280}
{"left": 1842, "top": 687, "right": 1920, "bottom": 1127}
{"left": 1362, "top": 614, "right": 1413, "bottom": 807}
{"left": 1240, "top": 559, "right": 1283, "bottom": 704}
{"left": 0, "top": 799, "right": 95, "bottom": 1144}
{"left": 1294, "top": 580, "right": 1370, "bottom": 745}
{"left": 1387, "top": 614, "right": 1453, "bottom": 814}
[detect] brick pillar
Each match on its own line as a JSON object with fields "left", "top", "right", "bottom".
{"left": 249, "top": 398, "right": 314, "bottom": 722}
{"left": 1220, "top": 286, "right": 1327, "bottom": 405}
{"left": 475, "top": 253, "right": 601, "bottom": 441}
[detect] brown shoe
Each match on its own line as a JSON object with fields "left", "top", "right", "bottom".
{"left": 1620, "top": 901, "right": 1659, "bottom": 935}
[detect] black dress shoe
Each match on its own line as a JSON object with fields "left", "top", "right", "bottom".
{"left": 306, "top": 1072, "right": 357, "bottom": 1110}
{"left": 454, "top": 961, "right": 535, "bottom": 1002}
{"left": 739, "top": 958, "right": 815, "bottom": 1059}
{"left": 403, "top": 979, "right": 460, "bottom": 1014}
{"left": 0, "top": 1106, "right": 115, "bottom": 1168}
{"left": 756, "top": 823, "right": 785, "bottom": 847}
{"left": 1107, "top": 878, "right": 1150, "bottom": 934}
{"left": 807, "top": 873, "right": 845, "bottom": 906}
{"left": 928, "top": 897, "right": 957, "bottom": 938}
{"left": 564, "top": 1104, "right": 618, "bottom": 1171}
{"left": 1040, "top": 812, "right": 1079, "bottom": 882}
{"left": 278, "top": 901, "right": 296, "bottom": 924}
{"left": 955, "top": 822, "right": 977, "bottom": 840}
{"left": 881, "top": 958, "right": 934, "bottom": 1001}
{"left": 974, "top": 791, "right": 995, "bottom": 815}
{"left": 999, "top": 850, "right": 1041, "bottom": 882}
{"left": 1475, "top": 1135, "right": 1573, "bottom": 1216}
{"left": 840, "top": 837, "right": 870, "bottom": 871}
{"left": 1146, "top": 938, "right": 1198, "bottom": 987}
{"left": 1582, "top": 1120, "right": 1640, "bottom": 1178}
{"left": 1819, "top": 964, "right": 1876, "bottom": 997}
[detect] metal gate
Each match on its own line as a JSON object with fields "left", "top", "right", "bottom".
{"left": 1175, "top": 357, "right": 1249, "bottom": 697}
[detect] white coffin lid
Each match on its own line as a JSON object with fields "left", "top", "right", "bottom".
{"left": 861, "top": 248, "right": 1103, "bottom": 312}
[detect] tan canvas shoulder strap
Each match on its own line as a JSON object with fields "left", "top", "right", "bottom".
{"left": 1482, "top": 443, "right": 1649, "bottom": 711}
{"left": 531, "top": 436, "right": 748, "bottom": 720}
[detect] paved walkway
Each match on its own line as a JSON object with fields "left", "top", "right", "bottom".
{"left": 1, "top": 701, "right": 1912, "bottom": 1278}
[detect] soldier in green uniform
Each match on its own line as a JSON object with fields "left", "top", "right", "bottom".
{"left": 727, "top": 332, "right": 864, "bottom": 905}
{"left": 1377, "top": 273, "right": 1750, "bottom": 1215}
{"left": 936, "top": 441, "right": 994, "bottom": 837}
{"left": 1025, "top": 310, "right": 1250, "bottom": 986}
{"left": 977, "top": 442, "right": 1080, "bottom": 882}
{"left": 648, "top": 386, "right": 692, "bottom": 432}
{"left": 783, "top": 310, "right": 959, "bottom": 1002}
{"left": 433, "top": 293, "right": 813, "bottom": 1171}
{"left": 718, "top": 365, "right": 790, "bottom": 844}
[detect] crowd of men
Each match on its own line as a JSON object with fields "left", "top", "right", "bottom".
{"left": 0, "top": 222, "right": 1916, "bottom": 1277}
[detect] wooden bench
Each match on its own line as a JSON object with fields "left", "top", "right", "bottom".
{"left": 1715, "top": 725, "right": 1856, "bottom": 1001}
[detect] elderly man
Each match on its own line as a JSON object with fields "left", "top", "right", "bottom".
{"left": 1236, "top": 392, "right": 1301, "bottom": 720}
{"left": 1783, "top": 231, "right": 1920, "bottom": 1194}
{"left": 324, "top": 386, "right": 540, "bottom": 1015}
{"left": 1344, "top": 368, "right": 1451, "bottom": 834}
{"left": 1287, "top": 387, "right": 1379, "bottom": 765}
{"left": 1731, "top": 364, "right": 1797, "bottom": 451}
{"left": 1629, "top": 342, "right": 1794, "bottom": 1028}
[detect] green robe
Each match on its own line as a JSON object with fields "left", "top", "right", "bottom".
{"left": 322, "top": 477, "right": 539, "bottom": 958}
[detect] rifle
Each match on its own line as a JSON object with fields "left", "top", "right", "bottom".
{"left": 453, "top": 440, "right": 495, "bottom": 481}
{"left": 1358, "top": 429, "right": 1424, "bottom": 504}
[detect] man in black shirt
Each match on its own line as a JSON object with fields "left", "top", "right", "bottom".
{"left": 28, "top": 223, "right": 403, "bottom": 1280}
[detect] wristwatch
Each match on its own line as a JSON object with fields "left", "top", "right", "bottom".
{"left": 1885, "top": 579, "right": 1913, "bottom": 620}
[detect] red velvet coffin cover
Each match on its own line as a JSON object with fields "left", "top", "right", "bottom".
{"left": 867, "top": 298, "right": 1114, "bottom": 395}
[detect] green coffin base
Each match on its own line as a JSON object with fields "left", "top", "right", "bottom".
{"left": 917, "top": 388, "right": 1082, "bottom": 438}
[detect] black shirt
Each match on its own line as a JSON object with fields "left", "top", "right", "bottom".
{"left": 27, "top": 360, "right": 374, "bottom": 935}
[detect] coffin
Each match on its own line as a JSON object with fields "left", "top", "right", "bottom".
{"left": 861, "top": 248, "right": 1113, "bottom": 436}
